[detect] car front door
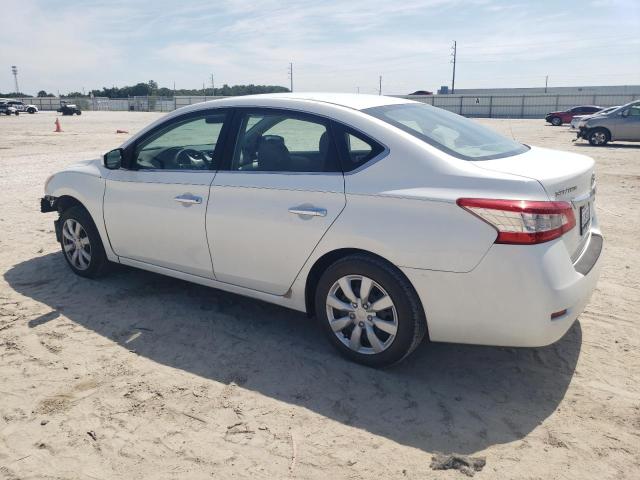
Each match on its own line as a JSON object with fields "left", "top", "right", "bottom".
{"left": 103, "top": 110, "right": 230, "bottom": 278}
{"left": 207, "top": 109, "right": 346, "bottom": 295}
{"left": 615, "top": 104, "right": 640, "bottom": 140}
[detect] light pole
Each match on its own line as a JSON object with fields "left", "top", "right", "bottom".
{"left": 11, "top": 66, "right": 19, "bottom": 94}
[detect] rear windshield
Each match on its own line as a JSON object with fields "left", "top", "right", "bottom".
{"left": 364, "top": 103, "right": 529, "bottom": 161}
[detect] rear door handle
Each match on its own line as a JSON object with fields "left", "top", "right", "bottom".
{"left": 288, "top": 207, "right": 327, "bottom": 217}
{"left": 174, "top": 194, "right": 202, "bottom": 205}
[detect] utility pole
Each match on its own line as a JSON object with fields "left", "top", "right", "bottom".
{"left": 544, "top": 75, "right": 549, "bottom": 94}
{"left": 379, "top": 75, "right": 382, "bottom": 95}
{"left": 450, "top": 41, "right": 457, "bottom": 94}
{"left": 288, "top": 63, "right": 293, "bottom": 92}
{"left": 210, "top": 73, "right": 215, "bottom": 95}
{"left": 11, "top": 66, "right": 19, "bottom": 94}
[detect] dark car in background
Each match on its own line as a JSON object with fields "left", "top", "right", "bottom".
{"left": 57, "top": 101, "right": 82, "bottom": 115}
{"left": 545, "top": 105, "right": 602, "bottom": 126}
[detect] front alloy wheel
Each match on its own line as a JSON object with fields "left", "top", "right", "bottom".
{"left": 588, "top": 128, "right": 609, "bottom": 146}
{"left": 62, "top": 218, "right": 92, "bottom": 270}
{"left": 58, "top": 205, "right": 108, "bottom": 278}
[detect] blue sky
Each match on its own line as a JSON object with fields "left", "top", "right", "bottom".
{"left": 1, "top": 0, "right": 639, "bottom": 95}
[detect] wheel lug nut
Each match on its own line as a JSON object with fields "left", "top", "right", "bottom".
{"left": 349, "top": 313, "right": 356, "bottom": 319}
{"left": 352, "top": 303, "right": 358, "bottom": 308}
{"left": 367, "top": 316, "right": 372, "bottom": 321}
{"left": 363, "top": 304, "right": 369, "bottom": 309}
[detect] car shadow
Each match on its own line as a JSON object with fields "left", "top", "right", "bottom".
{"left": 574, "top": 142, "right": 640, "bottom": 149}
{"left": 5, "top": 252, "right": 582, "bottom": 455}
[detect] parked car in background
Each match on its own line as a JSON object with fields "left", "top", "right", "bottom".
{"left": 570, "top": 106, "right": 619, "bottom": 129}
{"left": 5, "top": 99, "right": 39, "bottom": 114}
{"left": 546, "top": 105, "right": 602, "bottom": 126}
{"left": 0, "top": 101, "right": 19, "bottom": 115}
{"left": 577, "top": 101, "right": 640, "bottom": 145}
{"left": 57, "top": 102, "right": 82, "bottom": 115}
{"left": 41, "top": 93, "right": 603, "bottom": 367}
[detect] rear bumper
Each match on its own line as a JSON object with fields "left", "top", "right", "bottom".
{"left": 402, "top": 229, "right": 603, "bottom": 347}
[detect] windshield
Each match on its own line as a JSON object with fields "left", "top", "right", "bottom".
{"left": 364, "top": 103, "right": 529, "bottom": 160}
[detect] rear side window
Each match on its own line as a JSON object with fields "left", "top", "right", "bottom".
{"left": 333, "top": 124, "right": 385, "bottom": 172}
{"left": 231, "top": 111, "right": 339, "bottom": 172}
{"left": 365, "top": 103, "right": 529, "bottom": 161}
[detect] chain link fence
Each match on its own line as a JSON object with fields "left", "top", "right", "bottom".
{"left": 13, "top": 92, "right": 639, "bottom": 118}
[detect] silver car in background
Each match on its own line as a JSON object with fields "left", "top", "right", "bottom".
{"left": 577, "top": 101, "right": 640, "bottom": 145}
{"left": 570, "top": 106, "right": 619, "bottom": 130}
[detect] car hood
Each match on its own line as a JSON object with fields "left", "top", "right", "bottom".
{"left": 59, "top": 158, "right": 103, "bottom": 177}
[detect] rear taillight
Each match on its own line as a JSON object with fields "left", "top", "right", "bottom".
{"left": 457, "top": 198, "right": 576, "bottom": 245}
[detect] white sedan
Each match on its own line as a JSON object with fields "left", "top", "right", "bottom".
{"left": 41, "top": 93, "right": 603, "bottom": 367}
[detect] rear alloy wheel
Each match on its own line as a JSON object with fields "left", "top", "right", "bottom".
{"left": 59, "top": 206, "right": 107, "bottom": 278}
{"left": 315, "top": 255, "right": 426, "bottom": 367}
{"left": 551, "top": 116, "right": 562, "bottom": 126}
{"left": 588, "top": 128, "right": 610, "bottom": 146}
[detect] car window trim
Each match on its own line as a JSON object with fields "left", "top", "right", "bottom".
{"left": 217, "top": 106, "right": 389, "bottom": 175}
{"left": 126, "top": 108, "right": 233, "bottom": 172}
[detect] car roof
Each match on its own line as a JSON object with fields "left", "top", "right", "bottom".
{"left": 210, "top": 93, "right": 414, "bottom": 111}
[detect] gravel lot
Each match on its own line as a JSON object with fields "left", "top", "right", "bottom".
{"left": 0, "top": 111, "right": 638, "bottom": 479}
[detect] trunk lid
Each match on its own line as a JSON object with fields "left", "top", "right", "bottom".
{"left": 473, "top": 146, "right": 596, "bottom": 260}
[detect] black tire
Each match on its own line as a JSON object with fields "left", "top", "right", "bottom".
{"left": 76, "top": 111, "right": 82, "bottom": 115}
{"left": 588, "top": 127, "right": 610, "bottom": 146}
{"left": 59, "top": 206, "right": 108, "bottom": 278}
{"left": 27, "top": 107, "right": 35, "bottom": 114}
{"left": 551, "top": 116, "right": 562, "bottom": 126}
{"left": 314, "top": 254, "right": 427, "bottom": 367}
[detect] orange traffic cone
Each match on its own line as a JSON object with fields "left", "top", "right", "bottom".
{"left": 54, "top": 118, "right": 62, "bottom": 133}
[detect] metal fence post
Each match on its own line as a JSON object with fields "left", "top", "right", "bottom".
{"left": 459, "top": 96, "right": 463, "bottom": 115}
{"left": 520, "top": 95, "right": 525, "bottom": 118}
{"left": 555, "top": 95, "right": 559, "bottom": 110}
{"left": 488, "top": 95, "right": 493, "bottom": 118}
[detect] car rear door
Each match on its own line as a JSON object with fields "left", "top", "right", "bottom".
{"left": 103, "top": 110, "right": 230, "bottom": 278}
{"left": 206, "top": 108, "right": 346, "bottom": 295}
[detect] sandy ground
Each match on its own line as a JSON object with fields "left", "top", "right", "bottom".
{"left": 0, "top": 111, "right": 638, "bottom": 480}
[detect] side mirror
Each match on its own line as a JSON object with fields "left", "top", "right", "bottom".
{"left": 104, "top": 148, "right": 123, "bottom": 169}
{"left": 621, "top": 110, "right": 629, "bottom": 118}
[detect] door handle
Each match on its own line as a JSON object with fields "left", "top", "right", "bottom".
{"left": 174, "top": 194, "right": 202, "bottom": 205}
{"left": 288, "top": 207, "right": 327, "bottom": 217}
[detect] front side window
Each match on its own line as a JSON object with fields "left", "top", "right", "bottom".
{"left": 232, "top": 111, "right": 338, "bottom": 172}
{"left": 365, "top": 103, "right": 529, "bottom": 161}
{"left": 625, "top": 104, "right": 640, "bottom": 117}
{"left": 134, "top": 112, "right": 226, "bottom": 170}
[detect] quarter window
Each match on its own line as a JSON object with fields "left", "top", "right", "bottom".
{"left": 232, "top": 112, "right": 338, "bottom": 172}
{"left": 339, "top": 130, "right": 385, "bottom": 172}
{"left": 134, "top": 113, "right": 226, "bottom": 170}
